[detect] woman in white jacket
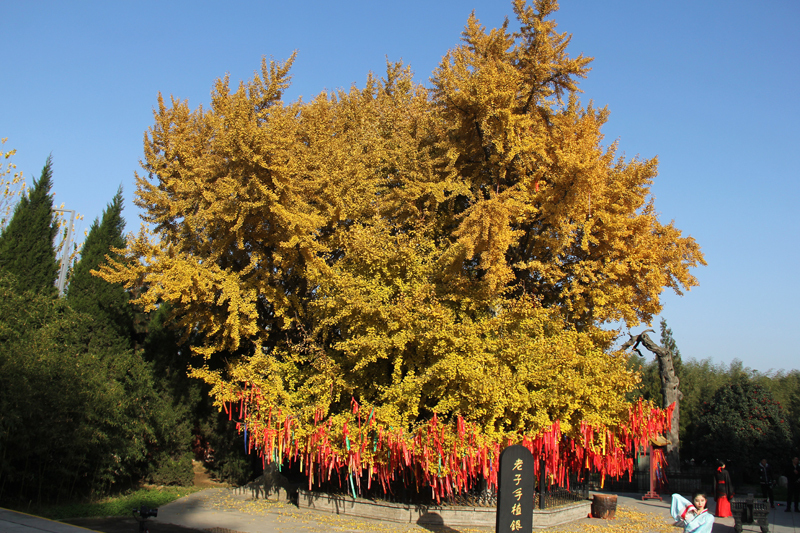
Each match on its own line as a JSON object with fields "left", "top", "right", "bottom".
{"left": 671, "top": 492, "right": 715, "bottom": 533}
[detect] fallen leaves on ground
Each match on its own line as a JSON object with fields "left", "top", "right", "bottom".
{"left": 182, "top": 489, "right": 678, "bottom": 533}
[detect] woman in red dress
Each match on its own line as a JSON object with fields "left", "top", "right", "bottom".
{"left": 714, "top": 461, "right": 734, "bottom": 517}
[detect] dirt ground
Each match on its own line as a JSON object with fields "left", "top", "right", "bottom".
{"left": 191, "top": 460, "right": 227, "bottom": 489}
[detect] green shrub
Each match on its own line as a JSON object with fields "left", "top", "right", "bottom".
{"left": 0, "top": 271, "right": 193, "bottom": 502}
{"left": 19, "top": 486, "right": 200, "bottom": 520}
{"left": 198, "top": 417, "right": 259, "bottom": 486}
{"left": 147, "top": 452, "right": 194, "bottom": 486}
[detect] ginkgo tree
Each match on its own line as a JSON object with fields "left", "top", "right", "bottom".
{"left": 1, "top": 138, "right": 25, "bottom": 231}
{"left": 99, "top": 0, "right": 704, "bottom": 498}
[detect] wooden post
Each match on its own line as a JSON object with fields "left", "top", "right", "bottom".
{"left": 539, "top": 457, "right": 546, "bottom": 510}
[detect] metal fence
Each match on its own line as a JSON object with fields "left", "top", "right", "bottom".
{"left": 440, "top": 480, "right": 588, "bottom": 510}
{"left": 304, "top": 468, "right": 589, "bottom": 510}
{"left": 279, "top": 456, "right": 723, "bottom": 509}
{"left": 440, "top": 464, "right": 714, "bottom": 508}
{"left": 588, "top": 467, "right": 713, "bottom": 496}
{"left": 535, "top": 481, "right": 589, "bottom": 509}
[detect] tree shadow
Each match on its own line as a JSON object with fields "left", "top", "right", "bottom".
{"left": 416, "top": 511, "right": 465, "bottom": 533}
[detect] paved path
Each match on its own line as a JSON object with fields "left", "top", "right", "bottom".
{"left": 604, "top": 493, "right": 800, "bottom": 533}
{"left": 4, "top": 490, "right": 800, "bottom": 532}
{"left": 0, "top": 507, "right": 97, "bottom": 532}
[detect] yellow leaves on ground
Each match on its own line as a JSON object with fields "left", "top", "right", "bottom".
{"left": 98, "top": 0, "right": 704, "bottom": 447}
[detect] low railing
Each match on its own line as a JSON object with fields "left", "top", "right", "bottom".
{"left": 536, "top": 484, "right": 588, "bottom": 509}
{"left": 441, "top": 480, "right": 587, "bottom": 510}
{"left": 588, "top": 468, "right": 710, "bottom": 495}
{"left": 304, "top": 472, "right": 587, "bottom": 510}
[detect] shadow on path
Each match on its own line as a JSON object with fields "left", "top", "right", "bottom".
{"left": 64, "top": 516, "right": 206, "bottom": 533}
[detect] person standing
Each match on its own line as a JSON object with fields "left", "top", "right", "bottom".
{"left": 758, "top": 458, "right": 775, "bottom": 508}
{"left": 787, "top": 456, "right": 800, "bottom": 512}
{"left": 714, "top": 461, "right": 734, "bottom": 518}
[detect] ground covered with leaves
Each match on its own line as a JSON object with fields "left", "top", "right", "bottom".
{"left": 64, "top": 494, "right": 680, "bottom": 533}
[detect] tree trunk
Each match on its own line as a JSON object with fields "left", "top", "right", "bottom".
{"left": 622, "top": 331, "right": 682, "bottom": 472}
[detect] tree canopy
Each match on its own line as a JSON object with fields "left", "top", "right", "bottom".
{"left": 99, "top": 0, "right": 704, "bottom": 496}
{"left": 0, "top": 156, "right": 58, "bottom": 296}
{"left": 67, "top": 187, "right": 134, "bottom": 345}
{"left": 0, "top": 270, "right": 183, "bottom": 500}
{"left": 693, "top": 380, "right": 791, "bottom": 479}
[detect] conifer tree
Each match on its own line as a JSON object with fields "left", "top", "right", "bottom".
{"left": 627, "top": 352, "right": 660, "bottom": 402}
{"left": 660, "top": 318, "right": 683, "bottom": 377}
{"left": 67, "top": 187, "right": 134, "bottom": 345}
{"left": 0, "top": 156, "right": 58, "bottom": 296}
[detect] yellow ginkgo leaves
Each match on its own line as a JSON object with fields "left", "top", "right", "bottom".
{"left": 98, "top": 0, "right": 703, "bottom": 483}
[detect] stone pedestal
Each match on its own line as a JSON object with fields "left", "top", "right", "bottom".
{"left": 731, "top": 494, "right": 769, "bottom": 533}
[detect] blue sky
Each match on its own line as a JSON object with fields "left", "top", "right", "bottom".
{"left": 2, "top": 1, "right": 798, "bottom": 373}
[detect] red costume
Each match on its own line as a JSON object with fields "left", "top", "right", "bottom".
{"left": 714, "top": 466, "right": 733, "bottom": 517}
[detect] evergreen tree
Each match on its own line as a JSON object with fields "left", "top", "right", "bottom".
{"left": 66, "top": 187, "right": 134, "bottom": 345}
{"left": 761, "top": 370, "right": 800, "bottom": 457}
{"left": 693, "top": 379, "right": 791, "bottom": 481}
{"left": 0, "top": 269, "right": 185, "bottom": 501}
{"left": 660, "top": 318, "right": 683, "bottom": 378}
{"left": 0, "top": 156, "right": 58, "bottom": 296}
{"left": 140, "top": 303, "right": 248, "bottom": 485}
{"left": 627, "top": 352, "right": 660, "bottom": 403}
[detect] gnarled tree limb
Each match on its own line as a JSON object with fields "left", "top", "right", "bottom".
{"left": 623, "top": 330, "right": 682, "bottom": 471}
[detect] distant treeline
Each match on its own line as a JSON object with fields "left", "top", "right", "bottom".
{"left": 630, "top": 320, "right": 799, "bottom": 483}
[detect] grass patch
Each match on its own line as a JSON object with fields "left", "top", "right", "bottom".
{"left": 4, "top": 486, "right": 202, "bottom": 520}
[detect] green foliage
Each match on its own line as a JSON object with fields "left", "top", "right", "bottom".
{"left": 66, "top": 188, "right": 199, "bottom": 489}
{"left": 146, "top": 452, "right": 194, "bottom": 486}
{"left": 140, "top": 384, "right": 194, "bottom": 487}
{"left": 627, "top": 353, "right": 660, "bottom": 404}
{"left": 692, "top": 379, "right": 792, "bottom": 480}
{"left": 141, "top": 303, "right": 258, "bottom": 485}
{"left": 67, "top": 187, "right": 134, "bottom": 345}
{"left": 141, "top": 304, "right": 199, "bottom": 405}
{"left": 195, "top": 418, "right": 254, "bottom": 486}
{"left": 672, "top": 358, "right": 800, "bottom": 472}
{"left": 760, "top": 370, "right": 800, "bottom": 456}
{"left": 0, "top": 156, "right": 58, "bottom": 296}
{"left": 679, "top": 358, "right": 730, "bottom": 451}
{"left": 0, "top": 270, "right": 191, "bottom": 502}
{"left": 627, "top": 319, "right": 681, "bottom": 409}
{"left": 17, "top": 486, "right": 200, "bottom": 520}
{"left": 660, "top": 318, "right": 683, "bottom": 379}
